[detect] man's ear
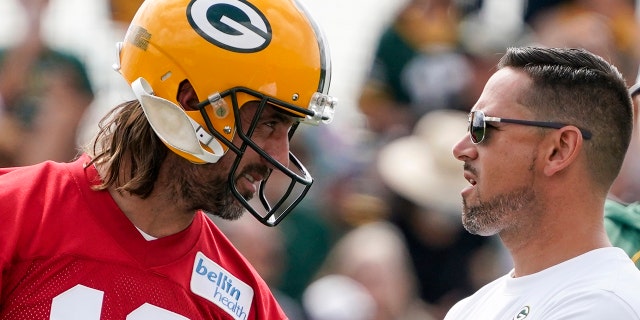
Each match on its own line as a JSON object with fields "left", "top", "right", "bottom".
{"left": 543, "top": 126, "right": 583, "bottom": 176}
{"left": 177, "top": 80, "right": 200, "bottom": 111}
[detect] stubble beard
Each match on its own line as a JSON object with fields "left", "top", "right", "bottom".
{"left": 462, "top": 186, "right": 536, "bottom": 236}
{"left": 167, "top": 158, "right": 248, "bottom": 221}
{"left": 199, "top": 175, "right": 248, "bottom": 221}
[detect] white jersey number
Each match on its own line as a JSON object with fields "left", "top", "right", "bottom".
{"left": 50, "top": 285, "right": 189, "bottom": 320}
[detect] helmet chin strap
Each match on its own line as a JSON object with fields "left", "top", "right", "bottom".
{"left": 131, "top": 77, "right": 224, "bottom": 164}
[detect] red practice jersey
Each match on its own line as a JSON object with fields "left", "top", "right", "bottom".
{"left": 0, "top": 155, "right": 287, "bottom": 320}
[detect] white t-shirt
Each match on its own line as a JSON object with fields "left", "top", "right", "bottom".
{"left": 444, "top": 247, "right": 640, "bottom": 320}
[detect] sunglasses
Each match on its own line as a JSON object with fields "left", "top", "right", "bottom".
{"left": 468, "top": 110, "right": 593, "bottom": 144}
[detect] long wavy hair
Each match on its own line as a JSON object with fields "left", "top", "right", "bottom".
{"left": 84, "top": 100, "right": 168, "bottom": 198}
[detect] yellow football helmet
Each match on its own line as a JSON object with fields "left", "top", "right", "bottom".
{"left": 114, "top": 0, "right": 336, "bottom": 226}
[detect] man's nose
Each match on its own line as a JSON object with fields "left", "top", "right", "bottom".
{"left": 261, "top": 130, "right": 291, "bottom": 169}
{"left": 452, "top": 132, "right": 477, "bottom": 162}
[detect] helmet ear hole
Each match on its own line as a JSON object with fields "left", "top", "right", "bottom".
{"left": 177, "top": 80, "right": 200, "bottom": 111}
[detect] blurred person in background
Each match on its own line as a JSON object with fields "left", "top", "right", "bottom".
{"left": 304, "top": 221, "right": 437, "bottom": 320}
{"left": 524, "top": 0, "right": 640, "bottom": 84}
{"left": 303, "top": 274, "right": 377, "bottom": 320}
{"left": 356, "top": 0, "right": 480, "bottom": 142}
{"left": 605, "top": 73, "right": 640, "bottom": 269}
{"left": 447, "top": 46, "right": 640, "bottom": 319}
{"left": 0, "top": 0, "right": 94, "bottom": 166}
{"left": 252, "top": 126, "right": 350, "bottom": 305}
{"left": 377, "top": 110, "right": 510, "bottom": 319}
{"left": 351, "top": 0, "right": 507, "bottom": 246}
{"left": 218, "top": 215, "right": 308, "bottom": 320}
{"left": 610, "top": 74, "right": 640, "bottom": 204}
{"left": 107, "top": 0, "right": 144, "bottom": 28}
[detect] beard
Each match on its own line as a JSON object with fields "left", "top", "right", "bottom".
{"left": 462, "top": 186, "right": 536, "bottom": 236}
{"left": 165, "top": 155, "right": 268, "bottom": 221}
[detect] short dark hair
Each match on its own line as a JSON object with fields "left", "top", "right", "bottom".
{"left": 498, "top": 46, "right": 633, "bottom": 189}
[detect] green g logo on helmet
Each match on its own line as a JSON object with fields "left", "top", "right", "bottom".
{"left": 187, "top": 0, "right": 272, "bottom": 53}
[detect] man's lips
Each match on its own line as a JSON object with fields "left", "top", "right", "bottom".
{"left": 464, "top": 171, "right": 477, "bottom": 186}
{"left": 238, "top": 173, "right": 263, "bottom": 195}
{"left": 461, "top": 170, "right": 476, "bottom": 197}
